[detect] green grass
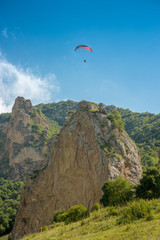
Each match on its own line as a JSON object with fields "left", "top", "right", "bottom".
{"left": 2, "top": 200, "right": 160, "bottom": 240}
{"left": 22, "top": 215, "right": 160, "bottom": 240}
{"left": 0, "top": 235, "right": 8, "bottom": 240}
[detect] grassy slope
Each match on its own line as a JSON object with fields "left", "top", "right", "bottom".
{"left": 0, "top": 236, "right": 8, "bottom": 240}
{"left": 1, "top": 204, "right": 158, "bottom": 240}
{"left": 22, "top": 215, "right": 160, "bottom": 240}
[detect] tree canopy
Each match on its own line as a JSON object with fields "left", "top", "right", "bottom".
{"left": 136, "top": 166, "right": 160, "bottom": 199}
{"left": 100, "top": 177, "right": 134, "bottom": 207}
{"left": 0, "top": 178, "right": 24, "bottom": 236}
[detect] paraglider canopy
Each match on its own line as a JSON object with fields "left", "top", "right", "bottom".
{"left": 75, "top": 45, "right": 92, "bottom": 62}
{"left": 75, "top": 45, "right": 92, "bottom": 52}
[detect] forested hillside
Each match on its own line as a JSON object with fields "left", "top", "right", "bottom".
{"left": 0, "top": 113, "right": 11, "bottom": 124}
{"left": 35, "top": 100, "right": 78, "bottom": 126}
{"left": 0, "top": 178, "right": 24, "bottom": 236}
{"left": 118, "top": 108, "right": 160, "bottom": 170}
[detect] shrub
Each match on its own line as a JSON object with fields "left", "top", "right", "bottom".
{"left": 108, "top": 206, "right": 119, "bottom": 216}
{"left": 100, "top": 177, "right": 134, "bottom": 207}
{"left": 81, "top": 220, "right": 86, "bottom": 226}
{"left": 117, "top": 199, "right": 154, "bottom": 224}
{"left": 40, "top": 225, "right": 48, "bottom": 231}
{"left": 53, "top": 205, "right": 90, "bottom": 224}
{"left": 53, "top": 209, "right": 67, "bottom": 222}
{"left": 66, "top": 205, "right": 90, "bottom": 223}
{"left": 93, "top": 211, "right": 100, "bottom": 220}
{"left": 92, "top": 203, "right": 100, "bottom": 211}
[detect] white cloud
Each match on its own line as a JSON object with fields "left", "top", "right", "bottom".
{"left": 0, "top": 56, "right": 60, "bottom": 113}
{"left": 2, "top": 28, "right": 8, "bottom": 38}
{"left": 0, "top": 97, "right": 12, "bottom": 113}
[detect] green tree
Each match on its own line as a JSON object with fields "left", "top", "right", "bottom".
{"left": 100, "top": 177, "right": 134, "bottom": 207}
{"left": 136, "top": 166, "right": 160, "bottom": 199}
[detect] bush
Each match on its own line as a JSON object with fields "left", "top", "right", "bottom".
{"left": 117, "top": 199, "right": 154, "bottom": 224}
{"left": 100, "top": 177, "right": 134, "bottom": 207}
{"left": 40, "top": 225, "right": 48, "bottom": 232}
{"left": 53, "top": 205, "right": 90, "bottom": 224}
{"left": 53, "top": 209, "right": 67, "bottom": 222}
{"left": 92, "top": 203, "right": 100, "bottom": 211}
{"left": 108, "top": 206, "right": 119, "bottom": 216}
{"left": 81, "top": 219, "right": 86, "bottom": 226}
{"left": 66, "top": 205, "right": 90, "bottom": 223}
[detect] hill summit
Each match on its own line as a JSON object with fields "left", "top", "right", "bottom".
{"left": 11, "top": 100, "right": 142, "bottom": 240}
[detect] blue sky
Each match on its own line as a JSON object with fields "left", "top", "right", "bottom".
{"left": 0, "top": 0, "right": 160, "bottom": 113}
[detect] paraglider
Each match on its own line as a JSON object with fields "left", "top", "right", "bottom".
{"left": 75, "top": 45, "right": 92, "bottom": 62}
{"left": 75, "top": 45, "right": 93, "bottom": 52}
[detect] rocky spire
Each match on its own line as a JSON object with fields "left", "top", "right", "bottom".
{"left": 1, "top": 97, "right": 49, "bottom": 180}
{"left": 10, "top": 100, "right": 142, "bottom": 240}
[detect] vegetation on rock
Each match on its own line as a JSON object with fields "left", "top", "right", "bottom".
{"left": 107, "top": 110, "right": 125, "bottom": 130}
{"left": 0, "top": 155, "right": 13, "bottom": 179}
{"left": 0, "top": 131, "right": 6, "bottom": 152}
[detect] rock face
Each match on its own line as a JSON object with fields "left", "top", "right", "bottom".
{"left": 11, "top": 100, "right": 142, "bottom": 240}
{"left": 0, "top": 97, "right": 50, "bottom": 180}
